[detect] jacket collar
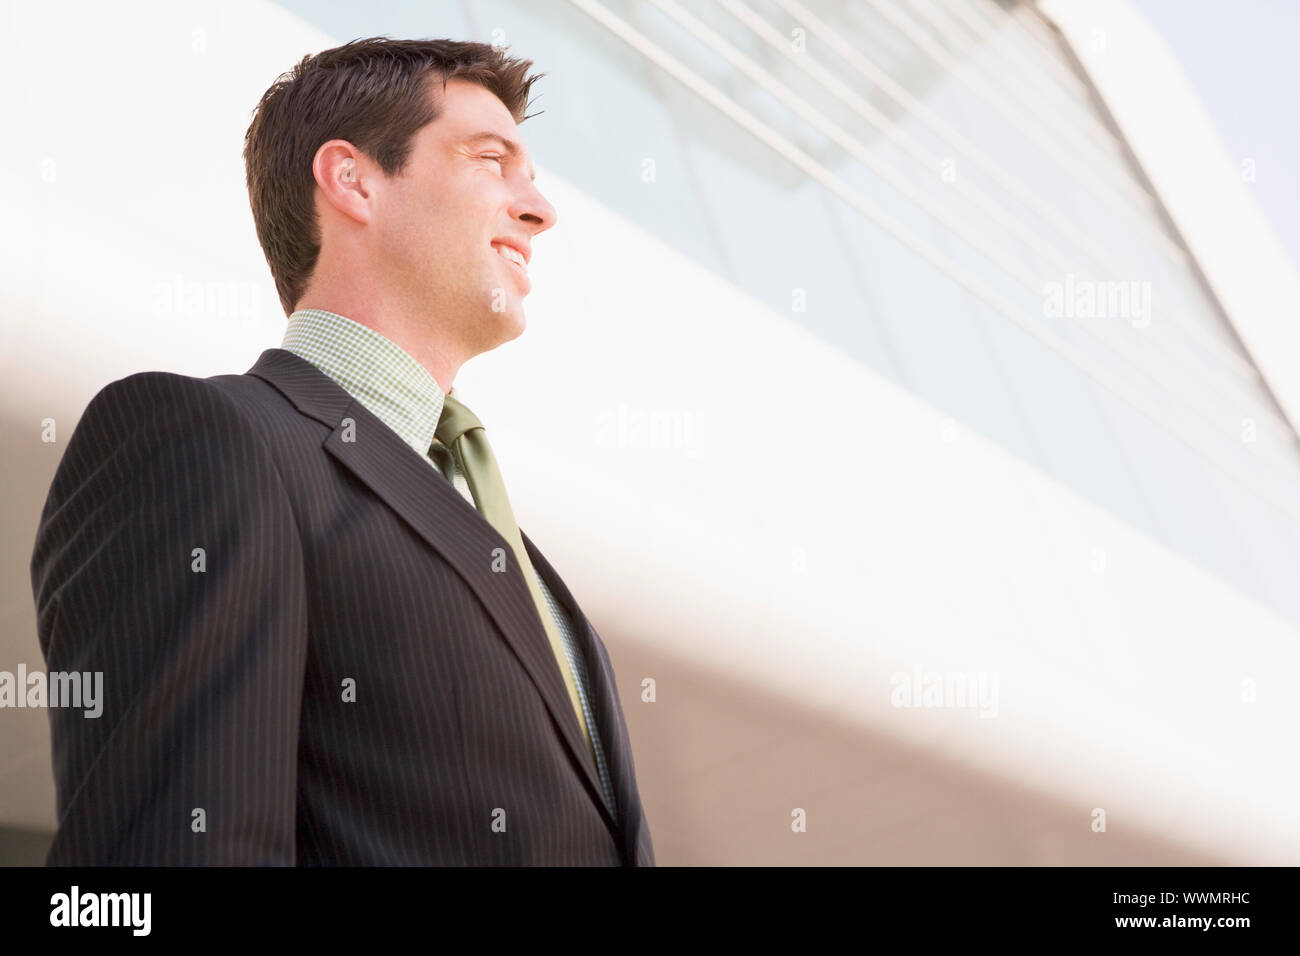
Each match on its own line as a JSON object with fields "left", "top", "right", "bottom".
{"left": 245, "top": 347, "right": 634, "bottom": 852}
{"left": 280, "top": 308, "right": 448, "bottom": 460}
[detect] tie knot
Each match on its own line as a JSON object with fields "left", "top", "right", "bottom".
{"left": 435, "top": 394, "right": 483, "bottom": 446}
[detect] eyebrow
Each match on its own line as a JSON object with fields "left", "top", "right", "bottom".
{"left": 463, "top": 131, "right": 536, "bottom": 182}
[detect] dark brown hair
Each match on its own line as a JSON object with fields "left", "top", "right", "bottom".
{"left": 243, "top": 37, "right": 544, "bottom": 316}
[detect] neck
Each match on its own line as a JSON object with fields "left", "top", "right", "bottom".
{"left": 295, "top": 285, "right": 464, "bottom": 394}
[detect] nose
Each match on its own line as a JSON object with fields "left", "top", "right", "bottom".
{"left": 513, "top": 177, "right": 558, "bottom": 235}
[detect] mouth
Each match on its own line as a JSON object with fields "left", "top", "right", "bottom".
{"left": 491, "top": 241, "right": 530, "bottom": 291}
{"left": 491, "top": 241, "right": 528, "bottom": 271}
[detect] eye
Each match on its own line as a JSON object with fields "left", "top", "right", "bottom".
{"left": 480, "top": 153, "right": 504, "bottom": 166}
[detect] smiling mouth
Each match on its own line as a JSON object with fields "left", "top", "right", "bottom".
{"left": 491, "top": 242, "right": 528, "bottom": 273}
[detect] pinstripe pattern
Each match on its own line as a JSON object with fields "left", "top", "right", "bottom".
{"left": 432, "top": 436, "right": 620, "bottom": 821}
{"left": 29, "top": 349, "right": 655, "bottom": 866}
{"left": 281, "top": 309, "right": 617, "bottom": 818}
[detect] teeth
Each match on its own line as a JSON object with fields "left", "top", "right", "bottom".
{"left": 493, "top": 243, "right": 526, "bottom": 270}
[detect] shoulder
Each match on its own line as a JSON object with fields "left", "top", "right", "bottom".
{"left": 59, "top": 368, "right": 299, "bottom": 492}
{"left": 83, "top": 367, "right": 270, "bottom": 421}
{"left": 75, "top": 363, "right": 308, "bottom": 446}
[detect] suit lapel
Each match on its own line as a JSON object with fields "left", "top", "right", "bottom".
{"left": 246, "top": 348, "right": 614, "bottom": 831}
{"left": 521, "top": 531, "right": 651, "bottom": 866}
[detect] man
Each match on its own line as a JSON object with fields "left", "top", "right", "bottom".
{"left": 29, "top": 37, "right": 654, "bottom": 866}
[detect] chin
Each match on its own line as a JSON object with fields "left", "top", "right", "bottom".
{"left": 477, "top": 308, "right": 526, "bottom": 353}
{"left": 500, "top": 306, "right": 527, "bottom": 341}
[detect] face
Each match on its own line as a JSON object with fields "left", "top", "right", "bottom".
{"left": 369, "top": 77, "right": 557, "bottom": 358}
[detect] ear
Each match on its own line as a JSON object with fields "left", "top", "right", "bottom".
{"left": 312, "top": 139, "right": 371, "bottom": 225}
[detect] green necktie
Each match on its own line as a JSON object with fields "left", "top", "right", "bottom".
{"left": 433, "top": 394, "right": 597, "bottom": 760}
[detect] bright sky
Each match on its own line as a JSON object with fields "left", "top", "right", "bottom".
{"left": 1130, "top": 0, "right": 1300, "bottom": 273}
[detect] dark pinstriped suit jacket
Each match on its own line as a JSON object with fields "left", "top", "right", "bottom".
{"left": 29, "top": 347, "right": 654, "bottom": 866}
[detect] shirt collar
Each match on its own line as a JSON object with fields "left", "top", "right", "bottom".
{"left": 281, "top": 308, "right": 454, "bottom": 458}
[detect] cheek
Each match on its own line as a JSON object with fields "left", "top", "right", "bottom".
{"left": 376, "top": 195, "right": 418, "bottom": 252}
{"left": 387, "top": 206, "right": 453, "bottom": 264}
{"left": 415, "top": 195, "right": 474, "bottom": 246}
{"left": 381, "top": 180, "right": 492, "bottom": 275}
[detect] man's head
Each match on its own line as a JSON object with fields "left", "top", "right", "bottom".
{"left": 243, "top": 38, "right": 557, "bottom": 376}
